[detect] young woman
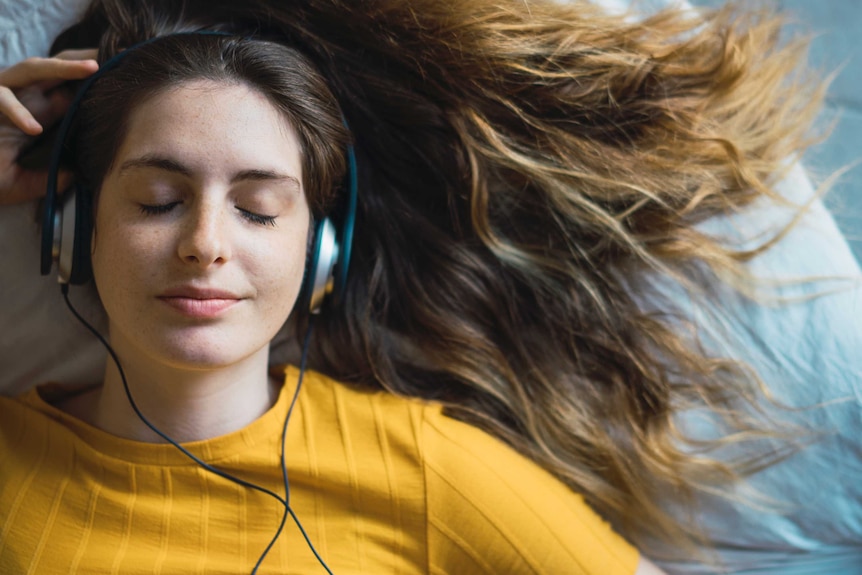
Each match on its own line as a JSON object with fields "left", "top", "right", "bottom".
{"left": 0, "top": 27, "right": 665, "bottom": 575}
{"left": 1, "top": 0, "right": 859, "bottom": 573}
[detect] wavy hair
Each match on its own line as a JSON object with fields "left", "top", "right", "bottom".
{"left": 54, "top": 0, "right": 825, "bottom": 549}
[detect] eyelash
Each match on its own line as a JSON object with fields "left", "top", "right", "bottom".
{"left": 138, "top": 203, "right": 277, "bottom": 227}
{"left": 139, "top": 202, "right": 179, "bottom": 216}
{"left": 237, "top": 208, "right": 277, "bottom": 227}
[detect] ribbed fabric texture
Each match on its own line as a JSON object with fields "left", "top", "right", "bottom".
{"left": 0, "top": 366, "right": 638, "bottom": 574}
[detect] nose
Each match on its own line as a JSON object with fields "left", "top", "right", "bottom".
{"left": 177, "top": 201, "right": 231, "bottom": 267}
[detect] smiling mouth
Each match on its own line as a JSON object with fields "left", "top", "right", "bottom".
{"left": 158, "top": 296, "right": 240, "bottom": 318}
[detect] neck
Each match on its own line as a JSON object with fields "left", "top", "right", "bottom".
{"left": 81, "top": 344, "right": 279, "bottom": 444}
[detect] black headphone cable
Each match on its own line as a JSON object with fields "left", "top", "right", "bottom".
{"left": 60, "top": 283, "right": 334, "bottom": 574}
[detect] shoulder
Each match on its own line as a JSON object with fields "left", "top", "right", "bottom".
{"left": 285, "top": 367, "right": 430, "bottom": 476}
{"left": 419, "top": 406, "right": 640, "bottom": 575}
{"left": 291, "top": 367, "right": 427, "bottom": 437}
{"left": 0, "top": 386, "right": 80, "bottom": 472}
{"left": 290, "top": 368, "right": 639, "bottom": 575}
{"left": 0, "top": 385, "right": 86, "bottom": 454}
{"left": 0, "top": 388, "right": 47, "bottom": 443}
{"left": 0, "top": 394, "right": 24, "bottom": 447}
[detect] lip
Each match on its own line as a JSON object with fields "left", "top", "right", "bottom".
{"left": 160, "top": 286, "right": 242, "bottom": 299}
{"left": 157, "top": 286, "right": 244, "bottom": 319}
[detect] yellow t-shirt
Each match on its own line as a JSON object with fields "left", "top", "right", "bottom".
{"left": 0, "top": 366, "right": 639, "bottom": 574}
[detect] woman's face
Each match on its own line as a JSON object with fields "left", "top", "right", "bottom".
{"left": 91, "top": 80, "right": 310, "bottom": 370}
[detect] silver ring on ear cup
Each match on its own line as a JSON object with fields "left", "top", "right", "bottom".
{"left": 51, "top": 185, "right": 94, "bottom": 286}
{"left": 308, "top": 218, "right": 339, "bottom": 314}
{"left": 51, "top": 206, "right": 62, "bottom": 264}
{"left": 57, "top": 189, "right": 78, "bottom": 285}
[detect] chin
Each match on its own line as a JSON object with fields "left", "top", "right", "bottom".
{"left": 142, "top": 328, "right": 272, "bottom": 371}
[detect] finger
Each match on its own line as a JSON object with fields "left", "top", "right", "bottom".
{"left": 2, "top": 168, "right": 49, "bottom": 205}
{"left": 36, "top": 53, "right": 101, "bottom": 91}
{"left": 53, "top": 48, "right": 99, "bottom": 61}
{"left": 56, "top": 170, "right": 74, "bottom": 193}
{"left": 30, "top": 87, "right": 76, "bottom": 129}
{"left": 2, "top": 168, "right": 72, "bottom": 205}
{"left": 38, "top": 49, "right": 100, "bottom": 91}
{"left": 0, "top": 86, "right": 42, "bottom": 134}
{"left": 0, "top": 57, "right": 99, "bottom": 88}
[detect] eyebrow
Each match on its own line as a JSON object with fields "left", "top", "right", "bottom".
{"left": 118, "top": 155, "right": 301, "bottom": 190}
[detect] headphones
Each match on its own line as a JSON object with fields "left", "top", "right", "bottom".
{"left": 40, "top": 32, "right": 357, "bottom": 315}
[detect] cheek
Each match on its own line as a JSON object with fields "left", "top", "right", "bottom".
{"left": 252, "top": 233, "right": 309, "bottom": 309}
{"left": 91, "top": 219, "right": 170, "bottom": 288}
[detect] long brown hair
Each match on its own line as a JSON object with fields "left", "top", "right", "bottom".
{"left": 55, "top": 0, "right": 825, "bottom": 549}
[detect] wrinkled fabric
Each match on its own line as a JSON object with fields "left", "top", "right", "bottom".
{"left": 628, "top": 163, "right": 862, "bottom": 574}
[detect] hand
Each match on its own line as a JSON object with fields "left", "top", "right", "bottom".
{"left": 0, "top": 49, "right": 98, "bottom": 205}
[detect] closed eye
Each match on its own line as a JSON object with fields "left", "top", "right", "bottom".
{"left": 138, "top": 202, "right": 277, "bottom": 227}
{"left": 237, "top": 207, "right": 277, "bottom": 227}
{"left": 139, "top": 202, "right": 180, "bottom": 215}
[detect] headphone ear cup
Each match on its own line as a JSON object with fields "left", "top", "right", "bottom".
{"left": 300, "top": 143, "right": 358, "bottom": 314}
{"left": 69, "top": 186, "right": 93, "bottom": 285}
{"left": 57, "top": 185, "right": 93, "bottom": 285}
{"left": 303, "top": 217, "right": 339, "bottom": 314}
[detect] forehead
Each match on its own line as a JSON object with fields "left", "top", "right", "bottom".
{"left": 112, "top": 80, "right": 302, "bottom": 181}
